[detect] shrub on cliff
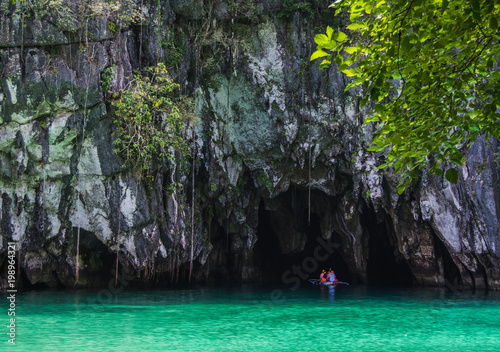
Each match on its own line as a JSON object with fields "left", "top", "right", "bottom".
{"left": 109, "top": 63, "right": 191, "bottom": 183}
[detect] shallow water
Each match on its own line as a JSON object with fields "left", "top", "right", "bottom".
{"left": 2, "top": 285, "right": 500, "bottom": 351}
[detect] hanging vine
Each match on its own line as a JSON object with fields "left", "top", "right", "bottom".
{"left": 189, "top": 145, "right": 196, "bottom": 283}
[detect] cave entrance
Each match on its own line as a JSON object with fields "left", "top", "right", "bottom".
{"left": 254, "top": 192, "right": 351, "bottom": 286}
{"left": 362, "top": 204, "right": 414, "bottom": 286}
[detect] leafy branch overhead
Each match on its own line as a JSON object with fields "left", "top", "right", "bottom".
{"left": 312, "top": 0, "right": 500, "bottom": 193}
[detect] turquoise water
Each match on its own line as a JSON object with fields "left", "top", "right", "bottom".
{"left": 2, "top": 285, "right": 500, "bottom": 351}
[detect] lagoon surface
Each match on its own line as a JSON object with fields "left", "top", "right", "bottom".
{"left": 3, "top": 285, "right": 500, "bottom": 351}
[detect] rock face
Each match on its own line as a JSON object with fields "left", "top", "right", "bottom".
{"left": 0, "top": 1, "right": 499, "bottom": 291}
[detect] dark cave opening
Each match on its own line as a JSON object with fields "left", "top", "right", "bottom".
{"left": 362, "top": 204, "right": 414, "bottom": 287}
{"left": 254, "top": 197, "right": 351, "bottom": 287}
{"left": 71, "top": 228, "right": 116, "bottom": 287}
{"left": 253, "top": 188, "right": 416, "bottom": 288}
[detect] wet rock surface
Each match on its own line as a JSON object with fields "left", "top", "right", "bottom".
{"left": 0, "top": 0, "right": 499, "bottom": 291}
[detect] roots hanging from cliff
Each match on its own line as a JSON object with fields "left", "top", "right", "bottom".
{"left": 189, "top": 147, "right": 196, "bottom": 283}
{"left": 75, "top": 227, "right": 80, "bottom": 284}
{"left": 115, "top": 186, "right": 121, "bottom": 287}
{"left": 74, "top": 41, "right": 92, "bottom": 286}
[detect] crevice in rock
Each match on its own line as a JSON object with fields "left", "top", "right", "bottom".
{"left": 433, "top": 232, "right": 464, "bottom": 290}
{"left": 69, "top": 228, "right": 115, "bottom": 287}
{"left": 362, "top": 203, "right": 414, "bottom": 287}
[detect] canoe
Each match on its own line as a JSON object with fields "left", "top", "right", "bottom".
{"left": 308, "top": 279, "right": 349, "bottom": 286}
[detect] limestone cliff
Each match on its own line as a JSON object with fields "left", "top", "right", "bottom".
{"left": 1, "top": 0, "right": 499, "bottom": 290}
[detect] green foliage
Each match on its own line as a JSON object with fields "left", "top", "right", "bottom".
{"left": 7, "top": 0, "right": 143, "bottom": 33}
{"left": 494, "top": 152, "right": 500, "bottom": 167}
{"left": 108, "top": 21, "right": 116, "bottom": 33}
{"left": 279, "top": 0, "right": 316, "bottom": 20}
{"left": 14, "top": 0, "right": 77, "bottom": 31}
{"left": 162, "top": 31, "right": 187, "bottom": 70}
{"left": 85, "top": 0, "right": 143, "bottom": 27}
{"left": 256, "top": 170, "right": 273, "bottom": 190}
{"left": 312, "top": 0, "right": 500, "bottom": 192}
{"left": 476, "top": 160, "right": 487, "bottom": 174}
{"left": 228, "top": 0, "right": 258, "bottom": 19}
{"left": 111, "top": 63, "right": 190, "bottom": 181}
{"left": 101, "top": 65, "right": 116, "bottom": 93}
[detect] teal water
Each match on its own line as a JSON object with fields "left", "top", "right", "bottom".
{"left": 2, "top": 285, "right": 500, "bottom": 351}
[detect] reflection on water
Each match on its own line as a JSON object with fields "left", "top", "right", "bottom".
{"left": 320, "top": 285, "right": 336, "bottom": 301}
{"left": 2, "top": 285, "right": 500, "bottom": 351}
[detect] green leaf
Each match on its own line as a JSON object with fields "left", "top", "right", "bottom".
{"left": 360, "top": 95, "right": 369, "bottom": 109}
{"left": 314, "top": 34, "right": 329, "bottom": 46}
{"left": 445, "top": 168, "right": 459, "bottom": 183}
{"left": 326, "top": 26, "right": 334, "bottom": 39}
{"left": 324, "top": 41, "right": 338, "bottom": 50}
{"left": 319, "top": 60, "right": 332, "bottom": 69}
{"left": 350, "top": 11, "right": 361, "bottom": 22}
{"left": 344, "top": 46, "right": 358, "bottom": 54}
{"left": 334, "top": 54, "right": 344, "bottom": 65}
{"left": 397, "top": 186, "right": 405, "bottom": 194}
{"left": 366, "top": 115, "right": 380, "bottom": 123}
{"left": 469, "top": 0, "right": 480, "bottom": 13}
{"left": 311, "top": 50, "right": 330, "bottom": 61}
{"left": 335, "top": 31, "right": 348, "bottom": 42}
{"left": 347, "top": 23, "right": 366, "bottom": 30}
{"left": 342, "top": 68, "right": 358, "bottom": 77}
{"left": 489, "top": 15, "right": 498, "bottom": 31}
{"left": 472, "top": 10, "right": 482, "bottom": 22}
{"left": 401, "top": 36, "right": 410, "bottom": 53}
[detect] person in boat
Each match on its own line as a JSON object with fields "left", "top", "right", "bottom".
{"left": 327, "top": 270, "right": 336, "bottom": 282}
{"left": 319, "top": 270, "right": 327, "bottom": 282}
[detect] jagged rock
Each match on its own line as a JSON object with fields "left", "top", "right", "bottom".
{"left": 0, "top": 0, "right": 499, "bottom": 291}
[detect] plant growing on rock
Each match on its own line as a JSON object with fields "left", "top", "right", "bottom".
{"left": 110, "top": 63, "right": 191, "bottom": 182}
{"left": 11, "top": 0, "right": 77, "bottom": 31}
{"left": 84, "top": 0, "right": 143, "bottom": 28}
{"left": 279, "top": 0, "right": 316, "bottom": 20}
{"left": 228, "top": 0, "right": 258, "bottom": 19}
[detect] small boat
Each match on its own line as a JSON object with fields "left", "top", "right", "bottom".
{"left": 308, "top": 279, "right": 349, "bottom": 286}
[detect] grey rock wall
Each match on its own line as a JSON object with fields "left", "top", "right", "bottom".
{"left": 0, "top": 0, "right": 499, "bottom": 290}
